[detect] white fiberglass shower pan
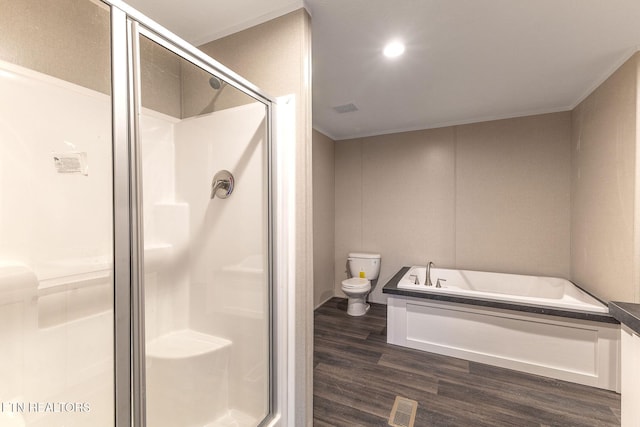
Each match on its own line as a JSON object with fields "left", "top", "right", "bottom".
{"left": 0, "top": 1, "right": 290, "bottom": 426}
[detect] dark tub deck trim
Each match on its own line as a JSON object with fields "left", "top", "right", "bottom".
{"left": 609, "top": 302, "right": 640, "bottom": 334}
{"left": 382, "top": 266, "right": 618, "bottom": 324}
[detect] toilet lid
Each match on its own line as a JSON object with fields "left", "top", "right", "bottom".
{"left": 342, "top": 278, "right": 370, "bottom": 289}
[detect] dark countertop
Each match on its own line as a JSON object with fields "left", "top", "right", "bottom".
{"left": 609, "top": 302, "right": 640, "bottom": 335}
{"left": 383, "top": 266, "right": 618, "bottom": 324}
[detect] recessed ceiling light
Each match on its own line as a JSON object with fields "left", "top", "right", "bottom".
{"left": 383, "top": 40, "right": 405, "bottom": 58}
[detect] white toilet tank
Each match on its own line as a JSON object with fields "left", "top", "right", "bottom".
{"left": 348, "top": 252, "right": 381, "bottom": 280}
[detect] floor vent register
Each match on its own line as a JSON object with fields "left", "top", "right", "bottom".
{"left": 388, "top": 396, "right": 418, "bottom": 427}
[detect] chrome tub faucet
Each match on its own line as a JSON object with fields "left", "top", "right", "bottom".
{"left": 426, "top": 261, "right": 434, "bottom": 286}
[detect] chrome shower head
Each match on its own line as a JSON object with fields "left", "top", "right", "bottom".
{"left": 209, "top": 76, "right": 224, "bottom": 90}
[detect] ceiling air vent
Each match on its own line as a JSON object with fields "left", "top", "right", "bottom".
{"left": 332, "top": 103, "right": 358, "bottom": 114}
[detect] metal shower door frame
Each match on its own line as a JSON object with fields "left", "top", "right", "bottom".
{"left": 108, "top": 1, "right": 280, "bottom": 425}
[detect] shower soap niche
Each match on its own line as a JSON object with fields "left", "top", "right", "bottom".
{"left": 146, "top": 330, "right": 232, "bottom": 427}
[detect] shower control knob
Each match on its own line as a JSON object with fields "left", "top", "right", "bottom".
{"left": 210, "top": 170, "right": 234, "bottom": 199}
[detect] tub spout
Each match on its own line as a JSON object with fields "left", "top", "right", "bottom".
{"left": 426, "top": 261, "right": 434, "bottom": 286}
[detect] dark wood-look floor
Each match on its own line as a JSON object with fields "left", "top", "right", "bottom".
{"left": 313, "top": 297, "right": 621, "bottom": 427}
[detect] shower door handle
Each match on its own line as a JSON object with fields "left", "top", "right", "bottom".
{"left": 210, "top": 170, "right": 234, "bottom": 199}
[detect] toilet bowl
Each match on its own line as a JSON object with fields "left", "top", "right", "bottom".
{"left": 341, "top": 277, "right": 371, "bottom": 316}
{"left": 341, "top": 252, "right": 381, "bottom": 316}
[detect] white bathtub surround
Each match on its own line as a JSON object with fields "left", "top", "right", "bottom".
{"left": 387, "top": 297, "right": 620, "bottom": 391}
{"left": 386, "top": 267, "right": 620, "bottom": 391}
{"left": 397, "top": 266, "right": 608, "bottom": 313}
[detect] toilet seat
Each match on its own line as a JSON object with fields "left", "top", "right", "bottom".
{"left": 341, "top": 277, "right": 370, "bottom": 291}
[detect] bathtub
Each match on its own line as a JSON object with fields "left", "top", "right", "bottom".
{"left": 396, "top": 266, "right": 609, "bottom": 313}
{"left": 384, "top": 266, "right": 620, "bottom": 391}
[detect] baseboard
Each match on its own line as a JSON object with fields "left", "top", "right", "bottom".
{"left": 314, "top": 294, "right": 336, "bottom": 310}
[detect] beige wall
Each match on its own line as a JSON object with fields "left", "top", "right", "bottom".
{"left": 456, "top": 113, "right": 571, "bottom": 276}
{"left": 0, "top": 0, "right": 111, "bottom": 94}
{"left": 332, "top": 53, "right": 640, "bottom": 305}
{"left": 313, "top": 130, "right": 335, "bottom": 308}
{"left": 335, "top": 113, "right": 572, "bottom": 303}
{"left": 571, "top": 53, "right": 640, "bottom": 303}
{"left": 198, "top": 9, "right": 314, "bottom": 425}
{"left": 335, "top": 126, "right": 456, "bottom": 302}
{"left": 0, "top": 0, "right": 185, "bottom": 118}
{"left": 139, "top": 36, "right": 183, "bottom": 118}
{"left": 179, "top": 59, "right": 257, "bottom": 118}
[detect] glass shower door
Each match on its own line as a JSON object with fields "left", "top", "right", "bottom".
{"left": 135, "top": 32, "right": 272, "bottom": 427}
{"left": 0, "top": 0, "right": 114, "bottom": 426}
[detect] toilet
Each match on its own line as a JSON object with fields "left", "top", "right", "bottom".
{"left": 341, "top": 252, "right": 381, "bottom": 316}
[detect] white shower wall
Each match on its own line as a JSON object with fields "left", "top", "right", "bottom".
{"left": 140, "top": 101, "right": 269, "bottom": 422}
{"left": 175, "top": 103, "right": 269, "bottom": 420}
{"left": 0, "top": 60, "right": 114, "bottom": 426}
{"left": 0, "top": 58, "right": 268, "bottom": 426}
{"left": 0, "top": 61, "right": 113, "bottom": 279}
{"left": 139, "top": 110, "right": 190, "bottom": 343}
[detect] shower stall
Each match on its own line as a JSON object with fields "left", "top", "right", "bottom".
{"left": 0, "top": 0, "right": 291, "bottom": 426}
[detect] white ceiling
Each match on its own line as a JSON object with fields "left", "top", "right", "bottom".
{"left": 124, "top": 0, "right": 304, "bottom": 46}
{"left": 125, "top": 0, "right": 640, "bottom": 141}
